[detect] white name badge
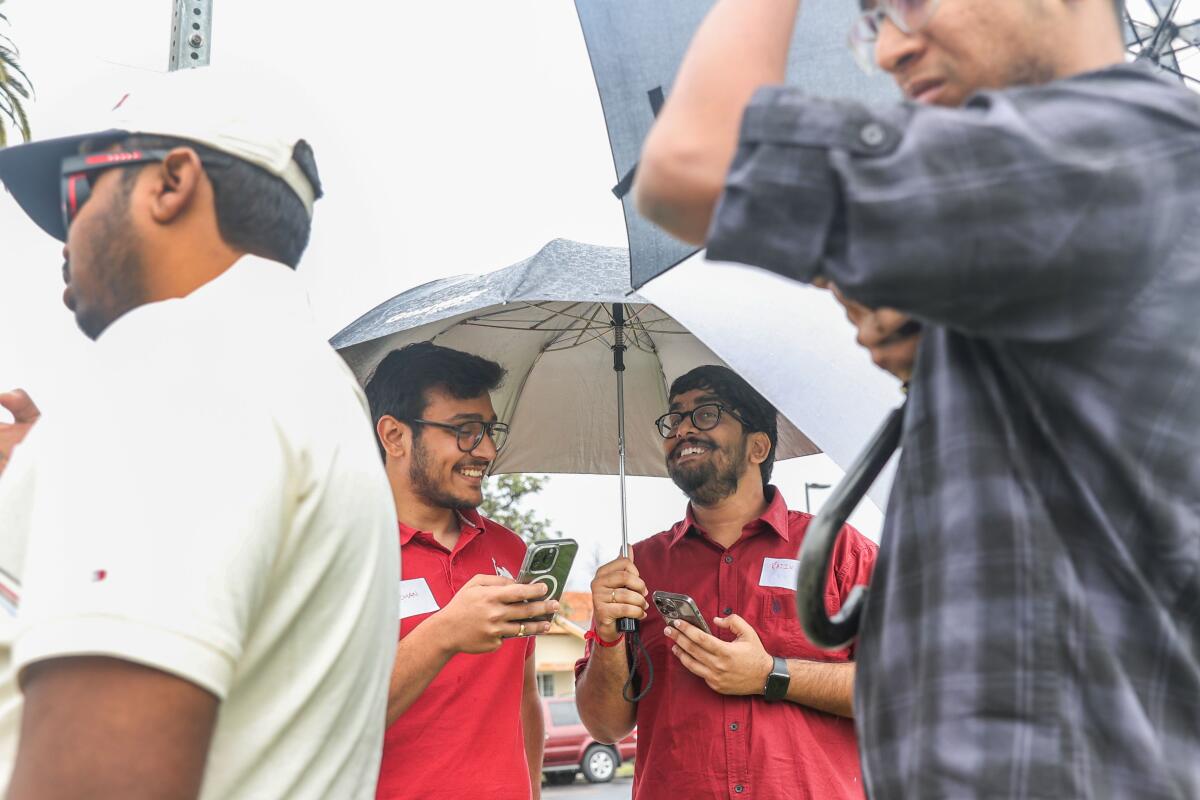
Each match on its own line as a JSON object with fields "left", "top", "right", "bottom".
{"left": 399, "top": 578, "right": 440, "bottom": 620}
{"left": 759, "top": 558, "right": 800, "bottom": 591}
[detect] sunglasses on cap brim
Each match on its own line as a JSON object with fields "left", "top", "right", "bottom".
{"left": 59, "top": 149, "right": 170, "bottom": 233}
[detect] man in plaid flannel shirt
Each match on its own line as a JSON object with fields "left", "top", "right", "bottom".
{"left": 633, "top": 0, "right": 1200, "bottom": 797}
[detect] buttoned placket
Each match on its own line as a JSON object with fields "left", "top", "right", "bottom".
{"left": 718, "top": 542, "right": 751, "bottom": 798}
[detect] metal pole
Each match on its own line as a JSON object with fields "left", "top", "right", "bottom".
{"left": 169, "top": 0, "right": 213, "bottom": 71}
{"left": 804, "top": 482, "right": 831, "bottom": 513}
{"left": 612, "top": 303, "right": 637, "bottom": 638}
{"left": 612, "top": 303, "right": 630, "bottom": 557}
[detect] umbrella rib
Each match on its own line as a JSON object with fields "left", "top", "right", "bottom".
{"left": 568, "top": 304, "right": 606, "bottom": 349}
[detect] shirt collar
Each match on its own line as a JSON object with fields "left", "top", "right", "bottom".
{"left": 668, "top": 486, "right": 791, "bottom": 548}
{"left": 398, "top": 506, "right": 487, "bottom": 546}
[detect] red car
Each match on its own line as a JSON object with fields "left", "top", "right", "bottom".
{"left": 541, "top": 695, "right": 636, "bottom": 785}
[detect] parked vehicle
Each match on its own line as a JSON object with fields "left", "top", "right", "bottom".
{"left": 541, "top": 695, "right": 636, "bottom": 785}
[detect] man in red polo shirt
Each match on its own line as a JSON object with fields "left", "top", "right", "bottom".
{"left": 365, "top": 343, "right": 559, "bottom": 800}
{"left": 576, "top": 365, "right": 877, "bottom": 799}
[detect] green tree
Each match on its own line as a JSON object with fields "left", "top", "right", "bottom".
{"left": 481, "top": 474, "right": 559, "bottom": 543}
{"left": 0, "top": 0, "right": 32, "bottom": 146}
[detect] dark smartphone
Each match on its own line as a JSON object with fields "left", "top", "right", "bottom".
{"left": 512, "top": 538, "right": 578, "bottom": 625}
{"left": 652, "top": 590, "right": 711, "bottom": 635}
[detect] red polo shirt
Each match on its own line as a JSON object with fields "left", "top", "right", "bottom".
{"left": 576, "top": 488, "right": 876, "bottom": 800}
{"left": 377, "top": 508, "right": 535, "bottom": 800}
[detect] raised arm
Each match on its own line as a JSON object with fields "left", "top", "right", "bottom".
{"left": 634, "top": 0, "right": 801, "bottom": 244}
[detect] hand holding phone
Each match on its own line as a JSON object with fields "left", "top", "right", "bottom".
{"left": 652, "top": 590, "right": 711, "bottom": 635}
{"left": 511, "top": 538, "right": 578, "bottom": 625}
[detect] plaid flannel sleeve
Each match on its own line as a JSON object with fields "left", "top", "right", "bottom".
{"left": 707, "top": 73, "right": 1199, "bottom": 341}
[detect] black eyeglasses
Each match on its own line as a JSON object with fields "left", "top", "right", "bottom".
{"left": 655, "top": 404, "right": 747, "bottom": 439}
{"left": 60, "top": 150, "right": 171, "bottom": 233}
{"left": 409, "top": 418, "right": 510, "bottom": 453}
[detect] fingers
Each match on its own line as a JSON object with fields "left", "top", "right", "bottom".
{"left": 503, "top": 620, "right": 552, "bottom": 639}
{"left": 610, "top": 587, "right": 648, "bottom": 611}
{"left": 713, "top": 614, "right": 758, "bottom": 642}
{"left": 595, "top": 556, "right": 640, "bottom": 581}
{"left": 463, "top": 573, "right": 514, "bottom": 589}
{"left": 666, "top": 619, "right": 722, "bottom": 656}
{"left": 502, "top": 600, "right": 558, "bottom": 621}
{"left": 670, "top": 642, "right": 715, "bottom": 681}
{"left": 494, "top": 581, "right": 553, "bottom": 604}
{"left": 0, "top": 389, "right": 40, "bottom": 424}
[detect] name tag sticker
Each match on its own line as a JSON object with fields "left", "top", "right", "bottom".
{"left": 759, "top": 558, "right": 799, "bottom": 590}
{"left": 399, "top": 578, "right": 440, "bottom": 620}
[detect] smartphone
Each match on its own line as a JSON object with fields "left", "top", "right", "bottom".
{"left": 652, "top": 590, "right": 712, "bottom": 635}
{"left": 512, "top": 538, "right": 578, "bottom": 624}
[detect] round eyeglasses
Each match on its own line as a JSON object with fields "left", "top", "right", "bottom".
{"left": 409, "top": 418, "right": 510, "bottom": 453}
{"left": 654, "top": 404, "right": 748, "bottom": 439}
{"left": 849, "top": 0, "right": 942, "bottom": 73}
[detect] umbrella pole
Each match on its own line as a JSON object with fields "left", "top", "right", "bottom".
{"left": 614, "top": 306, "right": 630, "bottom": 558}
{"left": 613, "top": 304, "right": 637, "bottom": 637}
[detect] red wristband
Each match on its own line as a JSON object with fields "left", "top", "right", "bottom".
{"left": 585, "top": 629, "right": 625, "bottom": 648}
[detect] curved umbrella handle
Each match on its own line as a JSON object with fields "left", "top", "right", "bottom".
{"left": 796, "top": 402, "right": 906, "bottom": 649}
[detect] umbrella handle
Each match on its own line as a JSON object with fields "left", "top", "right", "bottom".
{"left": 796, "top": 402, "right": 905, "bottom": 649}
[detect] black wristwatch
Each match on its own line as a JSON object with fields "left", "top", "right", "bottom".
{"left": 763, "top": 655, "right": 790, "bottom": 701}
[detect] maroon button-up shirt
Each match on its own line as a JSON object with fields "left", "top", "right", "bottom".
{"left": 576, "top": 488, "right": 877, "bottom": 800}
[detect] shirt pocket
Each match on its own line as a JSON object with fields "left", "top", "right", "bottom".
{"left": 756, "top": 591, "right": 847, "bottom": 662}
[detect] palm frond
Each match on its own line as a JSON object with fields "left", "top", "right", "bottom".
{"left": 0, "top": 0, "right": 31, "bottom": 145}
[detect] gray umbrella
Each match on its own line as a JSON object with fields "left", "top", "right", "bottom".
{"left": 331, "top": 238, "right": 908, "bottom": 557}
{"left": 574, "top": 0, "right": 898, "bottom": 288}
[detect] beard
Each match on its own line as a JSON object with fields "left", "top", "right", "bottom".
{"left": 667, "top": 435, "right": 748, "bottom": 507}
{"left": 72, "top": 185, "right": 147, "bottom": 341}
{"left": 408, "top": 436, "right": 484, "bottom": 511}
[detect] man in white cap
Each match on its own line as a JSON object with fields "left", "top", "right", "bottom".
{"left": 0, "top": 69, "right": 399, "bottom": 799}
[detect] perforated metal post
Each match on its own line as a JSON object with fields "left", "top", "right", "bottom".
{"left": 169, "top": 0, "right": 213, "bottom": 70}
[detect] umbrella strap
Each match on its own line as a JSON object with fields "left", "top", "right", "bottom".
{"left": 621, "top": 630, "right": 654, "bottom": 702}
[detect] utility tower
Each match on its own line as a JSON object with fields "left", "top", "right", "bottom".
{"left": 169, "top": 0, "right": 212, "bottom": 70}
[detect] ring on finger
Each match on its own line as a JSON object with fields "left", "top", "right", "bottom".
{"left": 610, "top": 589, "right": 616, "bottom": 604}
{"left": 518, "top": 622, "right": 526, "bottom": 637}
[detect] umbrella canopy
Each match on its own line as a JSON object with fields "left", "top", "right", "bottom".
{"left": 332, "top": 238, "right": 823, "bottom": 479}
{"left": 574, "top": 0, "right": 898, "bottom": 288}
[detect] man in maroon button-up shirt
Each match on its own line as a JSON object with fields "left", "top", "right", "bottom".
{"left": 576, "top": 365, "right": 876, "bottom": 799}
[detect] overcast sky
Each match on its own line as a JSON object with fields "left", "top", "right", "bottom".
{"left": 0, "top": 0, "right": 981, "bottom": 590}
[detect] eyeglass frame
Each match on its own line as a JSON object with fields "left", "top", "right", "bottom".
{"left": 654, "top": 403, "right": 750, "bottom": 440}
{"left": 848, "top": 0, "right": 942, "bottom": 73}
{"left": 407, "top": 418, "right": 511, "bottom": 453}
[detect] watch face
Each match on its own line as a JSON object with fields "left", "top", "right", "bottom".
{"left": 764, "top": 656, "right": 790, "bottom": 701}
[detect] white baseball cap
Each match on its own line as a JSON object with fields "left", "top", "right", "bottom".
{"left": 0, "top": 67, "right": 321, "bottom": 242}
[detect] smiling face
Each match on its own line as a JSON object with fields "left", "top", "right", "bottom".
{"left": 663, "top": 388, "right": 759, "bottom": 506}
{"left": 407, "top": 387, "right": 499, "bottom": 511}
{"left": 61, "top": 166, "right": 150, "bottom": 340}
{"left": 875, "top": 0, "right": 1060, "bottom": 107}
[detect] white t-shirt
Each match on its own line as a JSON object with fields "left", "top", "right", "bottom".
{"left": 0, "top": 256, "right": 399, "bottom": 799}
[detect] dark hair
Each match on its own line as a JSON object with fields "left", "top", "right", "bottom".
{"left": 364, "top": 342, "right": 507, "bottom": 460}
{"left": 669, "top": 364, "right": 778, "bottom": 486}
{"left": 115, "top": 134, "right": 322, "bottom": 269}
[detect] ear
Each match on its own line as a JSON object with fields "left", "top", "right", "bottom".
{"left": 747, "top": 432, "right": 771, "bottom": 467}
{"left": 376, "top": 415, "right": 411, "bottom": 460}
{"left": 147, "top": 147, "right": 205, "bottom": 226}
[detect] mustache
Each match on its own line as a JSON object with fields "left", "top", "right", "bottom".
{"left": 670, "top": 436, "right": 715, "bottom": 460}
{"left": 455, "top": 457, "right": 492, "bottom": 472}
